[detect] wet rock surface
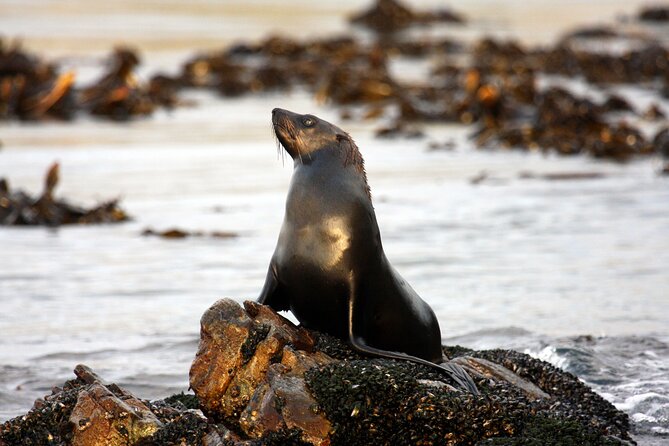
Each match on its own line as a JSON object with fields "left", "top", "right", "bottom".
{"left": 69, "top": 382, "right": 162, "bottom": 445}
{"left": 1, "top": 299, "right": 634, "bottom": 445}
{"left": 0, "top": 162, "right": 129, "bottom": 226}
{"left": 2, "top": 4, "right": 667, "bottom": 165}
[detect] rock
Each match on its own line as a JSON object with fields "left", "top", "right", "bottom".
{"left": 189, "top": 299, "right": 632, "bottom": 445}
{"left": 74, "top": 363, "right": 107, "bottom": 385}
{"left": 1, "top": 300, "right": 634, "bottom": 446}
{"left": 189, "top": 298, "right": 253, "bottom": 417}
{"left": 189, "top": 299, "right": 315, "bottom": 424}
{"left": 69, "top": 383, "right": 162, "bottom": 446}
{"left": 0, "top": 365, "right": 169, "bottom": 446}
{"left": 239, "top": 348, "right": 333, "bottom": 444}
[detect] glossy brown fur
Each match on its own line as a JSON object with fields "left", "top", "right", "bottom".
{"left": 258, "top": 108, "right": 478, "bottom": 394}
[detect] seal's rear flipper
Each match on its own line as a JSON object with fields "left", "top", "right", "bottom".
{"left": 348, "top": 335, "right": 479, "bottom": 395}
{"left": 438, "top": 361, "right": 480, "bottom": 396}
{"left": 347, "top": 274, "right": 479, "bottom": 395}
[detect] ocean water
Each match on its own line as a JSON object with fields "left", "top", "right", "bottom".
{"left": 1, "top": 1, "right": 668, "bottom": 444}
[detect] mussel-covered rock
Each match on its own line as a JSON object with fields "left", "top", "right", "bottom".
{"left": 0, "top": 298, "right": 634, "bottom": 445}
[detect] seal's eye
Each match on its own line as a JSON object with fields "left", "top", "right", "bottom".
{"left": 302, "top": 117, "right": 315, "bottom": 127}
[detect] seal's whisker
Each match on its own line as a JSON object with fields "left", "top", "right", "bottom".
{"left": 272, "top": 123, "right": 286, "bottom": 166}
{"left": 295, "top": 133, "right": 306, "bottom": 164}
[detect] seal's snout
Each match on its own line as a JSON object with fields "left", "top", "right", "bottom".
{"left": 271, "top": 108, "right": 287, "bottom": 128}
{"left": 272, "top": 108, "right": 299, "bottom": 160}
{"left": 271, "top": 108, "right": 289, "bottom": 123}
{"left": 271, "top": 108, "right": 289, "bottom": 131}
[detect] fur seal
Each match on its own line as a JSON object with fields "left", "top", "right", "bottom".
{"left": 259, "top": 108, "right": 478, "bottom": 394}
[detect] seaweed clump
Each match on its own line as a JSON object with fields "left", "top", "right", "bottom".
{"left": 0, "top": 162, "right": 129, "bottom": 226}
{"left": 0, "top": 43, "right": 178, "bottom": 121}
{"left": 2, "top": 4, "right": 668, "bottom": 165}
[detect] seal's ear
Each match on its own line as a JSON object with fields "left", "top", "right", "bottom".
{"left": 336, "top": 132, "right": 372, "bottom": 199}
{"left": 336, "top": 132, "right": 364, "bottom": 171}
{"left": 336, "top": 133, "right": 356, "bottom": 167}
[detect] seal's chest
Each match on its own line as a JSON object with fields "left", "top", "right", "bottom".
{"left": 293, "top": 216, "right": 351, "bottom": 269}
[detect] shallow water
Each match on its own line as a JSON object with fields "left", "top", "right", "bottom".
{"left": 1, "top": 1, "right": 668, "bottom": 443}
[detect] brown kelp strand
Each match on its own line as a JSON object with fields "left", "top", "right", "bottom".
{"left": 141, "top": 227, "right": 238, "bottom": 239}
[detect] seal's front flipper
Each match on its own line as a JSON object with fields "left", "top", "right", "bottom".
{"left": 346, "top": 275, "right": 479, "bottom": 395}
{"left": 258, "top": 263, "right": 288, "bottom": 311}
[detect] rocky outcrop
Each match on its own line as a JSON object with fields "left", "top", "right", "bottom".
{"left": 1, "top": 298, "right": 634, "bottom": 445}
{"left": 189, "top": 300, "right": 332, "bottom": 444}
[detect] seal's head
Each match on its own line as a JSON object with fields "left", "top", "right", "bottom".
{"left": 272, "top": 108, "right": 370, "bottom": 197}
{"left": 272, "top": 108, "right": 349, "bottom": 159}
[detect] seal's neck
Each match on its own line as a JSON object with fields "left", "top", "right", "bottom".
{"left": 294, "top": 142, "right": 372, "bottom": 201}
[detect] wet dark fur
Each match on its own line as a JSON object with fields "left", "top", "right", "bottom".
{"left": 259, "top": 108, "right": 478, "bottom": 394}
